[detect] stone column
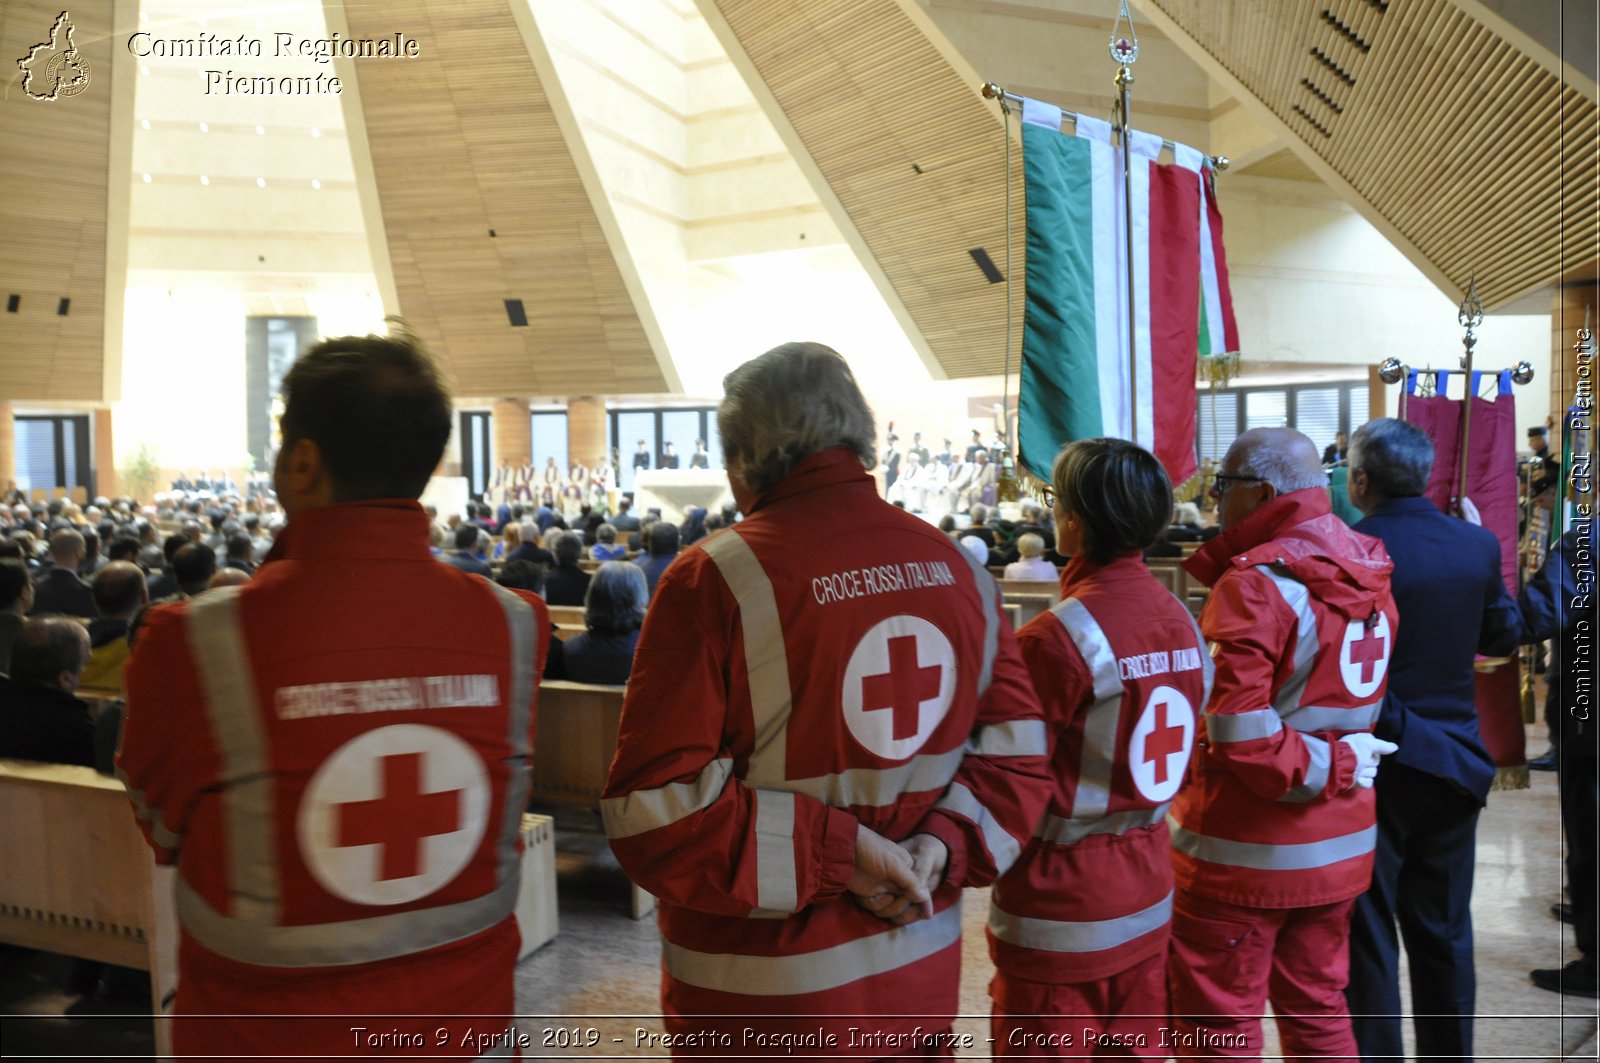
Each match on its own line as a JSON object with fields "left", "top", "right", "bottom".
{"left": 567, "top": 396, "right": 608, "bottom": 468}
{"left": 0, "top": 400, "right": 13, "bottom": 493}
{"left": 94, "top": 406, "right": 118, "bottom": 499}
{"left": 492, "top": 398, "right": 532, "bottom": 469}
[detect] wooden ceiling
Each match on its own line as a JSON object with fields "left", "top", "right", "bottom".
{"left": 1141, "top": 0, "right": 1599, "bottom": 308}
{"left": 0, "top": 1, "right": 114, "bottom": 401}
{"left": 335, "top": 0, "right": 671, "bottom": 397}
{"left": 704, "top": 0, "right": 1024, "bottom": 379}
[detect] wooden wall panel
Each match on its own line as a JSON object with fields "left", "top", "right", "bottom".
{"left": 336, "top": 0, "right": 669, "bottom": 397}
{"left": 1146, "top": 0, "right": 1599, "bottom": 309}
{"left": 0, "top": 2, "right": 114, "bottom": 400}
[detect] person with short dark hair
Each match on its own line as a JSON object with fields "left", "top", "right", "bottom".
{"left": 1323, "top": 430, "right": 1349, "bottom": 466}
{"left": 117, "top": 331, "right": 550, "bottom": 1059}
{"left": 29, "top": 529, "right": 96, "bottom": 619}
{"left": 988, "top": 438, "right": 1210, "bottom": 1051}
{"left": 680, "top": 506, "right": 708, "bottom": 547}
{"left": 1344, "top": 417, "right": 1521, "bottom": 1057}
{"left": 0, "top": 616, "right": 95, "bottom": 766}
{"left": 145, "top": 533, "right": 188, "bottom": 600}
{"left": 81, "top": 561, "right": 150, "bottom": 694}
{"left": 108, "top": 534, "right": 143, "bottom": 566}
{"left": 560, "top": 562, "right": 647, "bottom": 685}
{"left": 171, "top": 542, "right": 217, "bottom": 598}
{"left": 632, "top": 520, "right": 680, "bottom": 596}
{"left": 591, "top": 522, "right": 627, "bottom": 561}
{"left": 223, "top": 534, "right": 255, "bottom": 574}
{"left": 689, "top": 439, "right": 710, "bottom": 470}
{"left": 443, "top": 523, "right": 492, "bottom": 578}
{"left": 0, "top": 557, "right": 33, "bottom": 675}
{"left": 607, "top": 497, "right": 640, "bottom": 534}
{"left": 543, "top": 532, "right": 591, "bottom": 606}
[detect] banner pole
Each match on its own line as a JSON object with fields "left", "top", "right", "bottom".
{"left": 1110, "top": 1, "right": 1140, "bottom": 446}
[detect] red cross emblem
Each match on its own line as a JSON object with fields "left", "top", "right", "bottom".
{"left": 1349, "top": 623, "right": 1387, "bottom": 685}
{"left": 1129, "top": 686, "right": 1194, "bottom": 802}
{"left": 1339, "top": 613, "right": 1392, "bottom": 698}
{"left": 336, "top": 752, "right": 463, "bottom": 881}
{"left": 298, "top": 723, "right": 490, "bottom": 907}
{"left": 1142, "top": 699, "right": 1187, "bottom": 786}
{"left": 843, "top": 616, "right": 956, "bottom": 761}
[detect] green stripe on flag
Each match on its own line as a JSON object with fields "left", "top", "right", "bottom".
{"left": 1020, "top": 123, "right": 1103, "bottom": 484}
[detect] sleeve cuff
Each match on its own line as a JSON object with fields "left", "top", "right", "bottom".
{"left": 914, "top": 812, "right": 969, "bottom": 889}
{"left": 810, "top": 806, "right": 861, "bottom": 902}
{"left": 1331, "top": 738, "right": 1358, "bottom": 793}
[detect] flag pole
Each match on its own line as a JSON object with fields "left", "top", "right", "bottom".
{"left": 1454, "top": 277, "right": 1484, "bottom": 514}
{"left": 1111, "top": 2, "right": 1140, "bottom": 446}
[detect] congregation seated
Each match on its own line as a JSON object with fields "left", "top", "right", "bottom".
{"left": 80, "top": 562, "right": 148, "bottom": 694}
{"left": 544, "top": 532, "right": 591, "bottom": 606}
{"left": 607, "top": 497, "right": 641, "bottom": 533}
{"left": 0, "top": 616, "right": 95, "bottom": 767}
{"left": 1003, "top": 532, "right": 1058, "bottom": 580}
{"left": 223, "top": 533, "right": 255, "bottom": 575}
{"left": 0, "top": 557, "right": 29, "bottom": 675}
{"left": 561, "top": 562, "right": 646, "bottom": 685}
{"left": 591, "top": 522, "right": 628, "bottom": 561}
{"left": 633, "top": 521, "right": 680, "bottom": 596}
{"left": 168, "top": 542, "right": 218, "bottom": 600}
{"left": 443, "top": 524, "right": 492, "bottom": 577}
{"left": 208, "top": 567, "right": 250, "bottom": 591}
{"left": 28, "top": 530, "right": 97, "bottom": 619}
{"left": 507, "top": 521, "right": 556, "bottom": 567}
{"left": 680, "top": 506, "right": 708, "bottom": 547}
{"left": 496, "top": 558, "right": 565, "bottom": 681}
{"left": 959, "top": 534, "right": 989, "bottom": 565}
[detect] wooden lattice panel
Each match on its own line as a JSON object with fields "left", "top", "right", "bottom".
{"left": 337, "top": 0, "right": 669, "bottom": 396}
{"left": 1145, "top": 0, "right": 1599, "bottom": 308}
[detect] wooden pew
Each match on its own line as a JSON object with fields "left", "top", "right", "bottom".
{"left": 996, "top": 578, "right": 1061, "bottom": 627}
{"left": 0, "top": 759, "right": 177, "bottom": 1057}
{"left": 530, "top": 681, "right": 654, "bottom": 918}
{"left": 546, "top": 604, "right": 586, "bottom": 628}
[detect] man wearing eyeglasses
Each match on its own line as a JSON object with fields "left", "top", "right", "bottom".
{"left": 1167, "top": 426, "right": 1400, "bottom": 1060}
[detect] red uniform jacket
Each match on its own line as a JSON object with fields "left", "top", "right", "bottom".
{"left": 602, "top": 448, "right": 1052, "bottom": 1052}
{"left": 990, "top": 554, "right": 1212, "bottom": 984}
{"left": 117, "top": 501, "right": 548, "bottom": 1060}
{"left": 1174, "top": 489, "right": 1397, "bottom": 908}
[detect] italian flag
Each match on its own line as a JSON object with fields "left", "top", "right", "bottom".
{"left": 1017, "top": 101, "right": 1238, "bottom": 487}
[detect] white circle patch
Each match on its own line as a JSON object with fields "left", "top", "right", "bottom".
{"left": 297, "top": 723, "right": 490, "bottom": 907}
{"left": 1128, "top": 685, "right": 1195, "bottom": 803}
{"left": 842, "top": 616, "right": 957, "bottom": 761}
{"left": 1339, "top": 613, "right": 1392, "bottom": 700}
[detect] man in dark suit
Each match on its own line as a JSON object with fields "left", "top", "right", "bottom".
{"left": 633, "top": 440, "right": 652, "bottom": 472}
{"left": 0, "top": 616, "right": 95, "bottom": 766}
{"left": 1343, "top": 418, "right": 1521, "bottom": 1061}
{"left": 543, "top": 532, "right": 591, "bottom": 606}
{"left": 29, "top": 529, "right": 97, "bottom": 619}
{"left": 607, "top": 498, "right": 641, "bottom": 534}
{"left": 443, "top": 524, "right": 492, "bottom": 578}
{"left": 659, "top": 442, "right": 681, "bottom": 470}
{"left": 689, "top": 440, "right": 710, "bottom": 470}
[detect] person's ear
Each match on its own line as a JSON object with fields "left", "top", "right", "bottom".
{"left": 279, "top": 437, "right": 326, "bottom": 495}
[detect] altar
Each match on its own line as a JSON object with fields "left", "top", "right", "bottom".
{"left": 632, "top": 469, "right": 734, "bottom": 525}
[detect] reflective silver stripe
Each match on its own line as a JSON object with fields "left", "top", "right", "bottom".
{"left": 954, "top": 542, "right": 1000, "bottom": 696}
{"left": 186, "top": 588, "right": 279, "bottom": 924}
{"left": 701, "top": 530, "right": 790, "bottom": 788}
{"left": 1206, "top": 708, "right": 1283, "bottom": 744}
{"left": 1282, "top": 701, "right": 1383, "bottom": 734}
{"left": 1035, "top": 803, "right": 1170, "bottom": 846}
{"left": 969, "top": 718, "right": 1049, "bottom": 758}
{"left": 754, "top": 789, "right": 798, "bottom": 913}
{"left": 1052, "top": 598, "right": 1122, "bottom": 820}
{"left": 934, "top": 781, "right": 1021, "bottom": 874}
{"left": 484, "top": 583, "right": 537, "bottom": 893}
{"left": 601, "top": 757, "right": 734, "bottom": 839}
{"left": 174, "top": 871, "right": 519, "bottom": 967}
{"left": 1168, "top": 815, "right": 1378, "bottom": 871}
{"left": 1280, "top": 734, "right": 1331, "bottom": 803}
{"left": 1257, "top": 567, "right": 1318, "bottom": 714}
{"left": 786, "top": 747, "right": 964, "bottom": 808}
{"left": 115, "top": 770, "right": 183, "bottom": 850}
{"left": 989, "top": 889, "right": 1172, "bottom": 954}
{"left": 661, "top": 899, "right": 963, "bottom": 995}
{"left": 1184, "top": 609, "right": 1215, "bottom": 710}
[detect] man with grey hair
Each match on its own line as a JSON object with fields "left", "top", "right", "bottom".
{"left": 1170, "top": 426, "right": 1399, "bottom": 1058}
{"left": 0, "top": 616, "right": 95, "bottom": 766}
{"left": 603, "top": 341, "right": 1051, "bottom": 1052}
{"left": 28, "top": 529, "right": 97, "bottom": 619}
{"left": 1343, "top": 417, "right": 1520, "bottom": 1059}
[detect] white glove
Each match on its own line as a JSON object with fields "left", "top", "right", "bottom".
{"left": 1340, "top": 733, "right": 1399, "bottom": 789}
{"left": 1457, "top": 496, "right": 1482, "bottom": 526}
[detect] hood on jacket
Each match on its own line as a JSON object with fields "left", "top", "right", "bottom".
{"left": 1186, "top": 488, "right": 1393, "bottom": 623}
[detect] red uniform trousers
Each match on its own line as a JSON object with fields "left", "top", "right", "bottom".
{"left": 991, "top": 949, "right": 1169, "bottom": 1059}
{"left": 1167, "top": 891, "right": 1356, "bottom": 1063}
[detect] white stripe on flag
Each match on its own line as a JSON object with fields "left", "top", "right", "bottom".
{"left": 1022, "top": 97, "right": 1063, "bottom": 131}
{"left": 1130, "top": 130, "right": 1161, "bottom": 453}
{"left": 1078, "top": 118, "right": 1121, "bottom": 441}
{"left": 1199, "top": 175, "right": 1225, "bottom": 357}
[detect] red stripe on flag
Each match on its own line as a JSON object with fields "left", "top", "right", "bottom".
{"left": 1205, "top": 179, "right": 1240, "bottom": 353}
{"left": 1147, "top": 161, "right": 1201, "bottom": 486}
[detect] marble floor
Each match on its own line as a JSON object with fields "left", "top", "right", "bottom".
{"left": 2, "top": 723, "right": 1596, "bottom": 1060}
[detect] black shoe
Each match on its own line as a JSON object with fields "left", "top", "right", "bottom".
{"left": 1531, "top": 960, "right": 1599, "bottom": 998}
{"left": 1553, "top": 902, "right": 1576, "bottom": 924}
{"left": 1529, "top": 750, "right": 1559, "bottom": 771}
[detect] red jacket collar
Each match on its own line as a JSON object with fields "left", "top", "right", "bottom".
{"left": 262, "top": 500, "right": 433, "bottom": 564}
{"left": 750, "top": 447, "right": 875, "bottom": 512}
{"left": 1059, "top": 551, "right": 1146, "bottom": 597}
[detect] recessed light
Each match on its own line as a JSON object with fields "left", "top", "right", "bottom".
{"left": 142, "top": 173, "right": 152, "bottom": 183}
{"left": 311, "top": 179, "right": 322, "bottom": 190}
{"left": 256, "top": 125, "right": 265, "bottom": 135}
{"left": 256, "top": 177, "right": 266, "bottom": 188}
{"left": 199, "top": 122, "right": 209, "bottom": 133}
{"left": 200, "top": 175, "right": 209, "bottom": 185}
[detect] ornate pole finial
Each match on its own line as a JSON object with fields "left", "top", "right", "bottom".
{"left": 1110, "top": 0, "right": 1139, "bottom": 65}
{"left": 1457, "top": 275, "right": 1484, "bottom": 331}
